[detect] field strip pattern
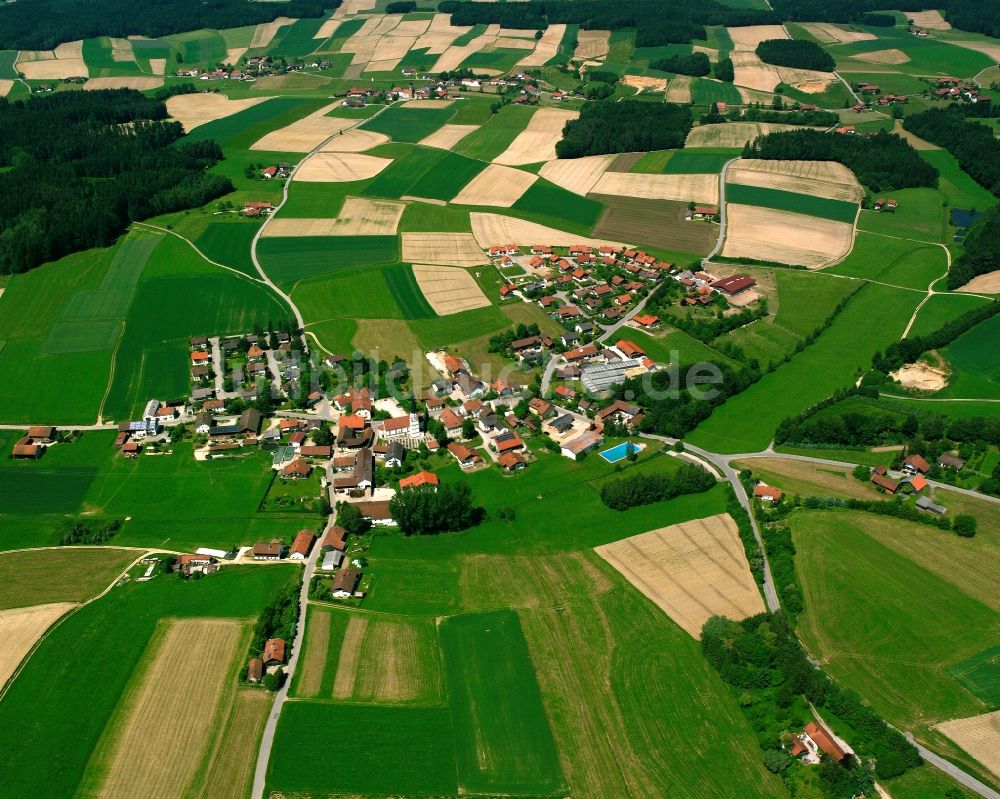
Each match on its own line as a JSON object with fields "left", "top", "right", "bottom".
{"left": 595, "top": 513, "right": 765, "bottom": 638}
{"left": 166, "top": 94, "right": 270, "bottom": 132}
{"left": 294, "top": 152, "right": 393, "bottom": 182}
{"left": 727, "top": 159, "right": 863, "bottom": 203}
{"left": 591, "top": 171, "right": 719, "bottom": 205}
{"left": 401, "top": 232, "right": 490, "bottom": 266}
{"left": 90, "top": 618, "right": 245, "bottom": 798}
{"left": 333, "top": 615, "right": 368, "bottom": 697}
{"left": 266, "top": 198, "right": 404, "bottom": 237}
{"left": 413, "top": 265, "right": 491, "bottom": 315}
{"left": 419, "top": 123, "right": 480, "bottom": 150}
{"left": 0, "top": 603, "right": 76, "bottom": 689}
{"left": 451, "top": 163, "right": 537, "bottom": 207}
{"left": 251, "top": 101, "right": 354, "bottom": 152}
{"left": 297, "top": 606, "right": 332, "bottom": 698}
{"left": 353, "top": 616, "right": 441, "bottom": 703}
{"left": 538, "top": 154, "right": 615, "bottom": 196}
{"left": 493, "top": 108, "right": 579, "bottom": 166}
{"left": 470, "top": 212, "right": 627, "bottom": 249}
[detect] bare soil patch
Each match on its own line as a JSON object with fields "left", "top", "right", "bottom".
{"left": 294, "top": 152, "right": 393, "bottom": 182}
{"left": 728, "top": 25, "right": 789, "bottom": 50}
{"left": 906, "top": 9, "right": 951, "bottom": 30}
{"left": 591, "top": 195, "right": 717, "bottom": 256}
{"left": 728, "top": 158, "right": 863, "bottom": 202}
{"left": 539, "top": 154, "right": 615, "bottom": 195}
{"left": 148, "top": 58, "right": 166, "bottom": 75}
{"left": 91, "top": 619, "right": 245, "bottom": 799}
{"left": 722, "top": 204, "right": 855, "bottom": 268}
{"left": 332, "top": 615, "right": 368, "bottom": 698}
{"left": 891, "top": 361, "right": 949, "bottom": 391}
{"left": 624, "top": 74, "right": 668, "bottom": 93}
{"left": 854, "top": 48, "right": 911, "bottom": 65}
{"left": 420, "top": 123, "right": 479, "bottom": 150}
{"left": 937, "top": 712, "right": 1000, "bottom": 780}
{"left": 402, "top": 232, "right": 489, "bottom": 266}
{"left": 296, "top": 605, "right": 332, "bottom": 698}
{"left": 471, "top": 212, "right": 627, "bottom": 249}
{"left": 494, "top": 107, "right": 579, "bottom": 166}
{"left": 0, "top": 603, "right": 76, "bottom": 689}
{"left": 957, "top": 270, "right": 1000, "bottom": 294}
{"left": 84, "top": 77, "right": 163, "bottom": 90}
{"left": 592, "top": 171, "right": 719, "bottom": 205}
{"left": 452, "top": 163, "right": 537, "bottom": 207}
{"left": 595, "top": 513, "right": 765, "bottom": 638}
{"left": 166, "top": 93, "right": 270, "bottom": 132}
{"left": 413, "top": 264, "right": 491, "bottom": 314}
{"left": 574, "top": 30, "right": 610, "bottom": 60}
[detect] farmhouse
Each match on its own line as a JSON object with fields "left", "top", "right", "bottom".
{"left": 289, "top": 530, "right": 316, "bottom": 560}
{"left": 754, "top": 484, "right": 783, "bottom": 502}
{"left": 616, "top": 340, "right": 645, "bottom": 359}
{"left": 281, "top": 459, "right": 312, "bottom": 480}
{"left": 870, "top": 474, "right": 899, "bottom": 494}
{"left": 596, "top": 400, "right": 642, "bottom": 428}
{"left": 11, "top": 436, "right": 43, "bottom": 459}
{"left": 321, "top": 524, "right": 347, "bottom": 551}
{"left": 253, "top": 542, "right": 284, "bottom": 560}
{"left": 498, "top": 452, "right": 527, "bottom": 472}
{"left": 322, "top": 549, "right": 345, "bottom": 571}
{"left": 448, "top": 442, "right": 483, "bottom": 469}
{"left": 247, "top": 658, "right": 264, "bottom": 683}
{"left": 903, "top": 454, "right": 930, "bottom": 474}
{"left": 790, "top": 720, "right": 848, "bottom": 765}
{"left": 333, "top": 447, "right": 374, "bottom": 493}
{"left": 263, "top": 638, "right": 286, "bottom": 666}
{"left": 356, "top": 500, "right": 394, "bottom": 525}
{"left": 26, "top": 426, "right": 56, "bottom": 443}
{"left": 633, "top": 314, "right": 660, "bottom": 329}
{"left": 399, "top": 470, "right": 439, "bottom": 490}
{"left": 332, "top": 567, "right": 362, "bottom": 598}
{"left": 379, "top": 413, "right": 419, "bottom": 439}
{"left": 439, "top": 407, "right": 464, "bottom": 437}
{"left": 938, "top": 454, "right": 965, "bottom": 470}
{"left": 711, "top": 275, "right": 756, "bottom": 296}
{"left": 916, "top": 496, "right": 946, "bottom": 515}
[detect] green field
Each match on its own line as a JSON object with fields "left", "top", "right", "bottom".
{"left": 264, "top": 18, "right": 326, "bottom": 58}
{"left": 689, "top": 77, "right": 744, "bottom": 106}
{"left": 0, "top": 547, "right": 142, "bottom": 609}
{"left": 81, "top": 37, "right": 144, "bottom": 77}
{"left": 441, "top": 610, "right": 564, "bottom": 795}
{"left": 512, "top": 180, "right": 604, "bottom": 230}
{"left": 856, "top": 188, "right": 949, "bottom": 243}
{"left": 162, "top": 29, "right": 228, "bottom": 67}
{"left": 194, "top": 221, "right": 260, "bottom": 276}
{"left": 293, "top": 262, "right": 435, "bottom": 323}
{"left": 0, "top": 50, "right": 19, "bottom": 78}
{"left": 792, "top": 510, "right": 999, "bottom": 732}
{"left": 257, "top": 235, "right": 400, "bottom": 287}
{"left": 364, "top": 147, "right": 486, "bottom": 202}
{"left": 949, "top": 644, "right": 1000, "bottom": 709}
{"left": 454, "top": 104, "right": 536, "bottom": 161}
{"left": 830, "top": 231, "right": 947, "bottom": 290}
{"left": 279, "top": 181, "right": 367, "bottom": 217}
{"left": 919, "top": 150, "right": 998, "bottom": 212}
{"left": 938, "top": 313, "right": 1000, "bottom": 399}
{"left": 726, "top": 183, "right": 858, "bottom": 223}
{"left": 267, "top": 703, "right": 458, "bottom": 796}
{"left": 829, "top": 26, "right": 993, "bottom": 78}
{"left": 909, "top": 293, "right": 992, "bottom": 338}
{"left": 361, "top": 105, "right": 456, "bottom": 143}
{"left": 184, "top": 97, "right": 329, "bottom": 150}
{"left": 0, "top": 566, "right": 297, "bottom": 799}
{"left": 688, "top": 282, "right": 921, "bottom": 453}
{"left": 664, "top": 148, "right": 740, "bottom": 174}
{"left": 289, "top": 605, "right": 350, "bottom": 698}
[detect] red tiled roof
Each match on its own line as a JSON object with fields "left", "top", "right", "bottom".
{"left": 804, "top": 721, "right": 846, "bottom": 762}
{"left": 290, "top": 530, "right": 315, "bottom": 557}
{"left": 263, "top": 638, "right": 286, "bottom": 664}
{"left": 399, "top": 470, "right": 439, "bottom": 489}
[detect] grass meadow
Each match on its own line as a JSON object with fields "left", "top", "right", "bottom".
{"left": 828, "top": 26, "right": 993, "bottom": 78}
{"left": 257, "top": 235, "right": 399, "bottom": 287}
{"left": 0, "top": 548, "right": 142, "bottom": 609}
{"left": 855, "top": 188, "right": 949, "bottom": 243}
{"left": 919, "top": 150, "right": 998, "bottom": 212}
{"left": 0, "top": 566, "right": 297, "bottom": 799}
{"left": 184, "top": 97, "right": 329, "bottom": 150}
{"left": 289, "top": 604, "right": 350, "bottom": 698}
{"left": 364, "top": 147, "right": 486, "bottom": 201}
{"left": 938, "top": 313, "right": 1000, "bottom": 399}
{"left": 293, "top": 262, "right": 435, "bottom": 324}
{"left": 949, "top": 644, "right": 1000, "bottom": 708}
{"left": 81, "top": 37, "right": 144, "bottom": 77}
{"left": 194, "top": 221, "right": 260, "bottom": 276}
{"left": 828, "top": 231, "right": 946, "bottom": 290}
{"left": 454, "top": 104, "right": 537, "bottom": 161}
{"left": 725, "top": 183, "right": 858, "bottom": 224}
{"left": 512, "top": 180, "right": 605, "bottom": 230}
{"left": 689, "top": 77, "right": 744, "bottom": 106}
{"left": 361, "top": 105, "right": 456, "bottom": 143}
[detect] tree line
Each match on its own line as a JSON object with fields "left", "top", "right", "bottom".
{"left": 743, "top": 129, "right": 938, "bottom": 193}
{"left": 0, "top": 89, "right": 231, "bottom": 275}
{"left": 874, "top": 302, "right": 1000, "bottom": 373}
{"left": 903, "top": 108, "right": 1000, "bottom": 198}
{"left": 600, "top": 462, "right": 715, "bottom": 510}
{"left": 756, "top": 39, "right": 834, "bottom": 72}
{"left": 556, "top": 100, "right": 692, "bottom": 158}
{"left": 0, "top": 0, "right": 330, "bottom": 50}
{"left": 703, "top": 105, "right": 840, "bottom": 127}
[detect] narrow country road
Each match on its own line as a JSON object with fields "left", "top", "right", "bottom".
{"left": 906, "top": 735, "right": 1000, "bottom": 799}
{"left": 702, "top": 158, "right": 734, "bottom": 267}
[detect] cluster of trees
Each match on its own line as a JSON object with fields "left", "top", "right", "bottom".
{"left": 488, "top": 322, "right": 542, "bottom": 354}
{"left": 0, "top": 90, "right": 231, "bottom": 275}
{"left": 389, "top": 483, "right": 481, "bottom": 535}
{"left": 714, "top": 57, "right": 735, "bottom": 82}
{"left": 903, "top": 109, "right": 1000, "bottom": 198}
{"left": 672, "top": 304, "right": 769, "bottom": 343}
{"left": 798, "top": 494, "right": 954, "bottom": 533}
{"left": 244, "top": 581, "right": 300, "bottom": 689}
{"left": 386, "top": 0, "right": 418, "bottom": 11}
{"left": 728, "top": 106, "right": 839, "bottom": 127}
{"left": 58, "top": 518, "right": 122, "bottom": 546}
{"left": 556, "top": 101, "right": 692, "bottom": 158}
{"left": 650, "top": 52, "right": 711, "bottom": 77}
{"left": 727, "top": 485, "right": 765, "bottom": 583}
{"left": 874, "top": 303, "right": 1000, "bottom": 373}
{"left": 743, "top": 129, "right": 938, "bottom": 192}
{"left": 861, "top": 11, "right": 896, "bottom": 25}
{"left": 600, "top": 462, "right": 715, "bottom": 509}
{"left": 702, "top": 612, "right": 922, "bottom": 784}
{"left": 756, "top": 39, "right": 835, "bottom": 71}
{"left": 762, "top": 525, "right": 803, "bottom": 616}
{"left": 0, "top": 0, "right": 329, "bottom": 50}
{"left": 335, "top": 502, "right": 373, "bottom": 538}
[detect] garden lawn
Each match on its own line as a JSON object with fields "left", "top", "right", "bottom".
{"left": 361, "top": 105, "right": 456, "bottom": 143}
{"left": 257, "top": 235, "right": 399, "bottom": 287}
{"left": 687, "top": 283, "right": 921, "bottom": 453}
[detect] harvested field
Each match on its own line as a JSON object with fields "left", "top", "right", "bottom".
{"left": 517, "top": 23, "right": 566, "bottom": 68}
{"left": 574, "top": 30, "right": 610, "bottom": 60}
{"left": 404, "top": 99, "right": 454, "bottom": 109}
{"left": 353, "top": 616, "right": 442, "bottom": 702}
{"left": 84, "top": 77, "right": 163, "bottom": 90}
{"left": 958, "top": 271, "right": 1000, "bottom": 294}
{"left": 471, "top": 212, "right": 627, "bottom": 249}
{"left": 264, "top": 199, "right": 404, "bottom": 236}
{"left": 592, "top": 195, "right": 717, "bottom": 256}
{"left": 413, "top": 264, "right": 490, "bottom": 314}
{"left": 730, "top": 48, "right": 833, "bottom": 93}
{"left": 624, "top": 74, "right": 668, "bottom": 93}
{"left": 166, "top": 93, "right": 269, "bottom": 132}
{"left": 250, "top": 17, "right": 293, "bottom": 49}
{"left": 797, "top": 23, "right": 875, "bottom": 44}
{"left": 591, "top": 171, "right": 719, "bottom": 205}
{"left": 0, "top": 603, "right": 76, "bottom": 689}
{"left": 891, "top": 362, "right": 949, "bottom": 391}
{"left": 415, "top": 13, "right": 469, "bottom": 54}
{"left": 401, "top": 232, "right": 489, "bottom": 266}
{"left": 721, "top": 204, "right": 855, "bottom": 268}
{"left": 314, "top": 18, "right": 342, "bottom": 39}
{"left": 595, "top": 514, "right": 764, "bottom": 639}
{"left": 665, "top": 75, "right": 692, "bottom": 103}
{"left": 727, "top": 159, "right": 863, "bottom": 202}
{"left": 333, "top": 615, "right": 368, "bottom": 698}
{"left": 728, "top": 25, "right": 789, "bottom": 50}
{"left": 452, "top": 163, "right": 537, "bottom": 207}
{"left": 936, "top": 712, "right": 1000, "bottom": 779}
{"left": 686, "top": 122, "right": 815, "bottom": 148}
{"left": 294, "top": 152, "right": 393, "bottom": 182}
{"left": 853, "top": 48, "right": 911, "bottom": 64}
{"left": 297, "top": 606, "right": 332, "bottom": 698}
{"left": 494, "top": 108, "right": 579, "bottom": 166}
{"left": 943, "top": 38, "right": 1000, "bottom": 63}
{"left": 91, "top": 619, "right": 245, "bottom": 799}
{"left": 318, "top": 127, "right": 389, "bottom": 152}
{"left": 907, "top": 9, "right": 951, "bottom": 30}
{"left": 17, "top": 43, "right": 89, "bottom": 79}
{"left": 0, "top": 80, "right": 13, "bottom": 97}
{"left": 251, "top": 101, "right": 354, "bottom": 151}
{"left": 197, "top": 689, "right": 271, "bottom": 799}
{"left": 148, "top": 58, "right": 166, "bottom": 75}
{"left": 224, "top": 47, "right": 246, "bottom": 65}
{"left": 420, "top": 124, "right": 479, "bottom": 150}
{"left": 108, "top": 38, "right": 134, "bottom": 61}
{"left": 539, "top": 155, "right": 615, "bottom": 195}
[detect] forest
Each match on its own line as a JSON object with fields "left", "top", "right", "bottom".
{"left": 947, "top": 205, "right": 1000, "bottom": 288}
{"left": 599, "top": 463, "right": 715, "bottom": 509}
{"left": 755, "top": 39, "right": 835, "bottom": 72}
{"left": 742, "top": 129, "right": 938, "bottom": 193}
{"left": 649, "top": 52, "right": 711, "bottom": 77}
{"left": 903, "top": 108, "right": 1000, "bottom": 198}
{"left": 556, "top": 101, "right": 692, "bottom": 157}
{"left": 0, "top": 0, "right": 329, "bottom": 50}
{"left": 0, "top": 90, "right": 231, "bottom": 275}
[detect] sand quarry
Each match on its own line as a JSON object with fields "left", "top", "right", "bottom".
{"left": 413, "top": 264, "right": 491, "bottom": 315}
{"left": 686, "top": 122, "right": 820, "bottom": 148}
{"left": 401, "top": 233, "right": 489, "bottom": 266}
{"left": 728, "top": 159, "right": 864, "bottom": 202}
{"left": 539, "top": 154, "right": 616, "bottom": 195}
{"left": 624, "top": 74, "right": 668, "bottom": 93}
{"left": 419, "top": 123, "right": 479, "bottom": 150}
{"left": 937, "top": 712, "right": 1000, "bottom": 780}
{"left": 0, "top": 603, "right": 76, "bottom": 688}
{"left": 452, "top": 164, "right": 537, "bottom": 207}
{"left": 592, "top": 171, "right": 720, "bottom": 206}
{"left": 493, "top": 108, "right": 579, "bottom": 166}
{"left": 595, "top": 513, "right": 765, "bottom": 639}
{"left": 17, "top": 41, "right": 89, "bottom": 79}
{"left": 264, "top": 198, "right": 404, "bottom": 237}
{"left": 958, "top": 270, "right": 1000, "bottom": 294}
{"left": 293, "top": 153, "right": 393, "bottom": 182}
{"left": 471, "top": 212, "right": 626, "bottom": 250}
{"left": 166, "top": 93, "right": 270, "bottom": 132}
{"left": 891, "top": 361, "right": 949, "bottom": 391}
{"left": 722, "top": 204, "right": 855, "bottom": 268}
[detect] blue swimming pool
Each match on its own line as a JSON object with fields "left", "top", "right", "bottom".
{"left": 599, "top": 441, "right": 644, "bottom": 463}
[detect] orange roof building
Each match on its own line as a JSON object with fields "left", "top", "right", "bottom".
{"left": 399, "top": 470, "right": 439, "bottom": 490}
